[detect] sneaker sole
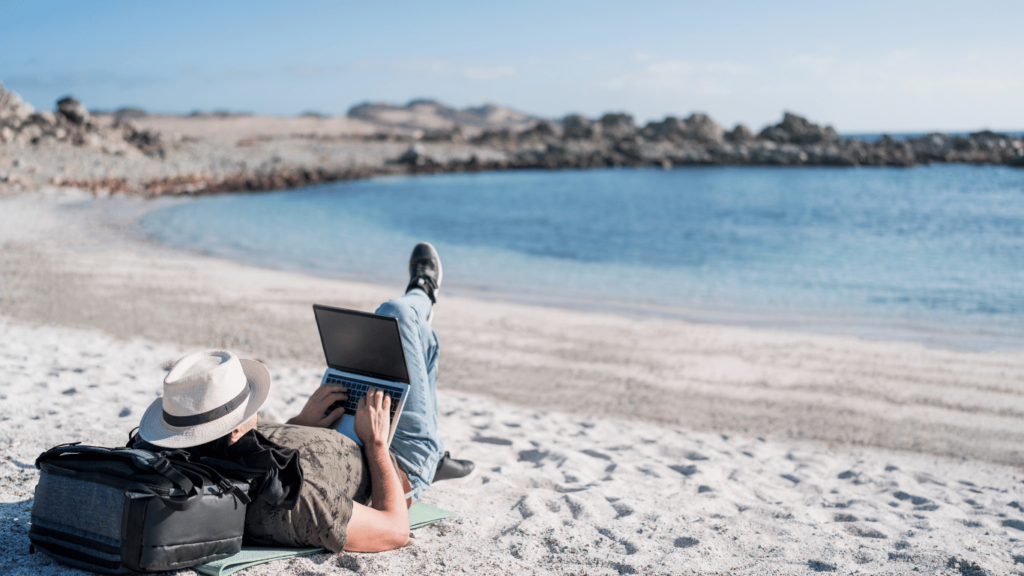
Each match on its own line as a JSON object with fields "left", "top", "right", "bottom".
{"left": 434, "top": 466, "right": 477, "bottom": 485}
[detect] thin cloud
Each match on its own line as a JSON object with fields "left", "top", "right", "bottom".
{"left": 284, "top": 64, "right": 338, "bottom": 79}
{"left": 463, "top": 66, "right": 516, "bottom": 80}
{"left": 350, "top": 57, "right": 516, "bottom": 81}
{"left": 786, "top": 49, "right": 1024, "bottom": 97}
{"left": 5, "top": 70, "right": 162, "bottom": 91}
{"left": 599, "top": 59, "right": 754, "bottom": 96}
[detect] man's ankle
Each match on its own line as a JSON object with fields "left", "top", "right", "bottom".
{"left": 406, "top": 276, "right": 438, "bottom": 304}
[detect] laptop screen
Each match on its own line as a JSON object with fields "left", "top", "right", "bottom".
{"left": 313, "top": 304, "right": 411, "bottom": 383}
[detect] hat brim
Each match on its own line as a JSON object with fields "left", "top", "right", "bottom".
{"left": 138, "top": 359, "right": 271, "bottom": 449}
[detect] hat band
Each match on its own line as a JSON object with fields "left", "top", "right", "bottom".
{"left": 162, "top": 383, "right": 251, "bottom": 428}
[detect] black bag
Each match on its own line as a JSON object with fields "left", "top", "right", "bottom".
{"left": 30, "top": 443, "right": 251, "bottom": 574}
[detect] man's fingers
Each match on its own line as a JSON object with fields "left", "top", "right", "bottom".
{"left": 322, "top": 405, "right": 345, "bottom": 427}
{"left": 321, "top": 385, "right": 347, "bottom": 398}
{"left": 382, "top": 392, "right": 391, "bottom": 411}
{"left": 326, "top": 389, "right": 348, "bottom": 402}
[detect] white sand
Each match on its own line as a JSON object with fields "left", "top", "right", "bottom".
{"left": 2, "top": 191, "right": 1024, "bottom": 575}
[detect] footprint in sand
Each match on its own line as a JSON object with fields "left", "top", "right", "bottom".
{"left": 673, "top": 536, "right": 699, "bottom": 548}
{"left": 893, "top": 491, "right": 936, "bottom": 511}
{"left": 611, "top": 502, "right": 633, "bottom": 518}
{"left": 670, "top": 464, "right": 698, "bottom": 476}
{"left": 1002, "top": 519, "right": 1024, "bottom": 531}
{"left": 808, "top": 559, "right": 837, "bottom": 572}
{"left": 845, "top": 525, "right": 887, "bottom": 539}
{"left": 473, "top": 436, "right": 512, "bottom": 446}
{"left": 596, "top": 527, "right": 637, "bottom": 555}
{"left": 518, "top": 449, "right": 548, "bottom": 464}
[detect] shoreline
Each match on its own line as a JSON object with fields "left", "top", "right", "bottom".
{"left": 131, "top": 172, "right": 1024, "bottom": 355}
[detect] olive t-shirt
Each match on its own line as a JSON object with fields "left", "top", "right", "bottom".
{"left": 243, "top": 421, "right": 371, "bottom": 552}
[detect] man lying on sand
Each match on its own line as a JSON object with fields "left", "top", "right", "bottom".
{"left": 132, "top": 242, "right": 474, "bottom": 552}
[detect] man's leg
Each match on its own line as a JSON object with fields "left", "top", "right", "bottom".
{"left": 375, "top": 288, "right": 443, "bottom": 501}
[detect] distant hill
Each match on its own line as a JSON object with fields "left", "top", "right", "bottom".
{"left": 347, "top": 99, "right": 541, "bottom": 132}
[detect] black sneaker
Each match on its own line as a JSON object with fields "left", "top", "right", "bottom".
{"left": 407, "top": 242, "right": 442, "bottom": 305}
{"left": 433, "top": 451, "right": 475, "bottom": 483}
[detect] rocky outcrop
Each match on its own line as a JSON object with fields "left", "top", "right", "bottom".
{"left": 0, "top": 84, "right": 163, "bottom": 157}
{"left": 599, "top": 113, "right": 637, "bottom": 140}
{"left": 56, "top": 96, "right": 89, "bottom": 125}
{"left": 561, "top": 114, "right": 596, "bottom": 140}
{"left": 725, "top": 124, "right": 754, "bottom": 143}
{"left": 460, "top": 111, "right": 1024, "bottom": 169}
{"left": 758, "top": 112, "right": 839, "bottom": 145}
{"left": 640, "top": 113, "right": 725, "bottom": 144}
{"left": 0, "top": 84, "right": 35, "bottom": 128}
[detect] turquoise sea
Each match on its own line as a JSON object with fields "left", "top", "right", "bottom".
{"left": 139, "top": 165, "right": 1024, "bottom": 351}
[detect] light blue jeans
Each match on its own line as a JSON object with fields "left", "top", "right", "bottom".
{"left": 375, "top": 288, "right": 444, "bottom": 500}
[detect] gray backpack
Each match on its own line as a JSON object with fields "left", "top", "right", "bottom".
{"left": 30, "top": 443, "right": 251, "bottom": 574}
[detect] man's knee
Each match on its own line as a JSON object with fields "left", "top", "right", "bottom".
{"left": 376, "top": 299, "right": 421, "bottom": 326}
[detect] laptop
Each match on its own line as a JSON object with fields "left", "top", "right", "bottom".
{"left": 312, "top": 304, "right": 411, "bottom": 448}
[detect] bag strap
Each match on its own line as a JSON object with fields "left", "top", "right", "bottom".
{"left": 132, "top": 484, "right": 201, "bottom": 511}
{"left": 172, "top": 460, "right": 252, "bottom": 505}
{"left": 134, "top": 455, "right": 205, "bottom": 510}
{"left": 149, "top": 456, "right": 196, "bottom": 494}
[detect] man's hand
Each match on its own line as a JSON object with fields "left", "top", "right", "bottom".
{"left": 354, "top": 387, "right": 391, "bottom": 448}
{"left": 287, "top": 384, "right": 348, "bottom": 428}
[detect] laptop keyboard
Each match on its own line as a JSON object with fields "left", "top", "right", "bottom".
{"left": 324, "top": 375, "right": 404, "bottom": 422}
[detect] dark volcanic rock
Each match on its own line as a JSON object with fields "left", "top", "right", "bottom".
{"left": 562, "top": 114, "right": 596, "bottom": 139}
{"left": 599, "top": 113, "right": 636, "bottom": 140}
{"left": 726, "top": 124, "right": 755, "bottom": 143}
{"left": 472, "top": 127, "right": 516, "bottom": 146}
{"left": 641, "top": 113, "right": 724, "bottom": 144}
{"left": 421, "top": 125, "right": 465, "bottom": 144}
{"left": 398, "top": 144, "right": 428, "bottom": 166}
{"left": 759, "top": 112, "right": 839, "bottom": 145}
{"left": 57, "top": 96, "right": 89, "bottom": 125}
{"left": 118, "top": 120, "right": 165, "bottom": 158}
{"left": 518, "top": 120, "right": 558, "bottom": 141}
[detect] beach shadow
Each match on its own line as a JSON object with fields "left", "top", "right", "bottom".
{"left": 0, "top": 499, "right": 36, "bottom": 563}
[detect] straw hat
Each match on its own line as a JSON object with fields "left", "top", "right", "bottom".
{"left": 139, "top": 349, "right": 271, "bottom": 448}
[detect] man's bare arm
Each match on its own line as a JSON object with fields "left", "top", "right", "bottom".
{"left": 343, "top": 389, "right": 409, "bottom": 552}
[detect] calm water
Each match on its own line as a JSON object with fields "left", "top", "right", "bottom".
{"left": 140, "top": 166, "right": 1024, "bottom": 350}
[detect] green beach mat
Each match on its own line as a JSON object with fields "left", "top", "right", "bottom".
{"left": 194, "top": 547, "right": 324, "bottom": 576}
{"left": 408, "top": 502, "right": 457, "bottom": 529}
{"left": 195, "top": 503, "right": 456, "bottom": 576}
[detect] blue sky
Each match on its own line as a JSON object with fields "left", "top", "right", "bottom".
{"left": 1, "top": 0, "right": 1022, "bottom": 132}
